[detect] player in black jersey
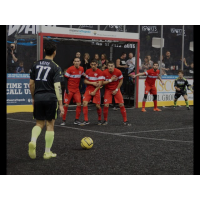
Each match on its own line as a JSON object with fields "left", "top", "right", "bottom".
{"left": 28, "top": 41, "right": 64, "bottom": 159}
{"left": 174, "top": 69, "right": 193, "bottom": 110}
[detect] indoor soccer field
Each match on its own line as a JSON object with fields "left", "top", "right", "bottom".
{"left": 7, "top": 105, "right": 193, "bottom": 175}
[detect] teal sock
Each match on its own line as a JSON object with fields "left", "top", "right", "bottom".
{"left": 45, "top": 131, "right": 54, "bottom": 153}
{"left": 185, "top": 100, "right": 189, "bottom": 107}
{"left": 31, "top": 126, "right": 42, "bottom": 143}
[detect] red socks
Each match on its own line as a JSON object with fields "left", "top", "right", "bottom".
{"left": 83, "top": 106, "right": 88, "bottom": 121}
{"left": 153, "top": 100, "right": 157, "bottom": 109}
{"left": 62, "top": 106, "right": 68, "bottom": 121}
{"left": 97, "top": 108, "right": 102, "bottom": 121}
{"left": 103, "top": 106, "right": 109, "bottom": 121}
{"left": 120, "top": 106, "right": 127, "bottom": 122}
{"left": 142, "top": 101, "right": 146, "bottom": 108}
{"left": 75, "top": 106, "right": 81, "bottom": 120}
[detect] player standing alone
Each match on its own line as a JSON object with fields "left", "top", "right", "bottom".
{"left": 102, "top": 61, "right": 131, "bottom": 126}
{"left": 28, "top": 41, "right": 64, "bottom": 159}
{"left": 132, "top": 62, "right": 164, "bottom": 112}
{"left": 79, "top": 60, "right": 104, "bottom": 125}
{"left": 60, "top": 57, "right": 85, "bottom": 125}
{"left": 174, "top": 69, "right": 193, "bottom": 110}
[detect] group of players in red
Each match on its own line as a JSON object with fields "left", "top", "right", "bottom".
{"left": 61, "top": 57, "right": 165, "bottom": 126}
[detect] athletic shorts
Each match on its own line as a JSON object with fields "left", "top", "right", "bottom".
{"left": 144, "top": 82, "right": 157, "bottom": 95}
{"left": 174, "top": 91, "right": 187, "bottom": 99}
{"left": 63, "top": 90, "right": 81, "bottom": 104}
{"left": 33, "top": 101, "right": 58, "bottom": 121}
{"left": 104, "top": 89, "right": 124, "bottom": 104}
{"left": 83, "top": 89, "right": 101, "bottom": 104}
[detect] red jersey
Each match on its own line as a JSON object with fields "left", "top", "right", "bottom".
{"left": 102, "top": 68, "right": 123, "bottom": 90}
{"left": 145, "top": 68, "right": 160, "bottom": 86}
{"left": 85, "top": 68, "right": 104, "bottom": 91}
{"left": 64, "top": 66, "right": 84, "bottom": 91}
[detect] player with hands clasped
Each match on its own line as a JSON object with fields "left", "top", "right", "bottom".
{"left": 28, "top": 41, "right": 64, "bottom": 160}
{"left": 79, "top": 60, "right": 104, "bottom": 126}
{"left": 132, "top": 62, "right": 164, "bottom": 112}
{"left": 102, "top": 61, "right": 131, "bottom": 126}
{"left": 173, "top": 69, "right": 193, "bottom": 110}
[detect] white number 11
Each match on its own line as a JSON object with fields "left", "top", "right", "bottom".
{"left": 35, "top": 65, "right": 51, "bottom": 81}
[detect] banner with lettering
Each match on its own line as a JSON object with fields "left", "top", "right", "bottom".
{"left": 7, "top": 73, "right": 32, "bottom": 105}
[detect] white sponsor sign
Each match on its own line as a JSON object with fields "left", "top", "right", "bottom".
{"left": 138, "top": 78, "right": 193, "bottom": 103}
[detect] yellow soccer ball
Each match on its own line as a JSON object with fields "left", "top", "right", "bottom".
{"left": 81, "top": 137, "right": 93, "bottom": 149}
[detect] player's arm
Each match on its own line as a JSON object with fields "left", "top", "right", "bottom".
{"left": 186, "top": 80, "right": 194, "bottom": 93}
{"left": 90, "top": 81, "right": 103, "bottom": 96}
{"left": 102, "top": 76, "right": 118, "bottom": 86}
{"left": 84, "top": 78, "right": 99, "bottom": 87}
{"left": 132, "top": 72, "right": 146, "bottom": 78}
{"left": 29, "top": 79, "right": 35, "bottom": 100}
{"left": 112, "top": 79, "right": 123, "bottom": 95}
{"left": 157, "top": 74, "right": 165, "bottom": 85}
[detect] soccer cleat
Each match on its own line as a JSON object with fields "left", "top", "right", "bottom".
{"left": 43, "top": 151, "right": 57, "bottom": 160}
{"left": 102, "top": 121, "right": 108, "bottom": 125}
{"left": 187, "top": 106, "right": 190, "bottom": 110}
{"left": 154, "top": 108, "right": 162, "bottom": 111}
{"left": 79, "top": 121, "right": 90, "bottom": 126}
{"left": 173, "top": 106, "right": 176, "bottom": 109}
{"left": 28, "top": 142, "right": 36, "bottom": 159}
{"left": 97, "top": 121, "right": 102, "bottom": 125}
{"left": 60, "top": 121, "right": 66, "bottom": 126}
{"left": 141, "top": 108, "right": 146, "bottom": 112}
{"left": 123, "top": 121, "right": 131, "bottom": 126}
{"left": 74, "top": 119, "right": 81, "bottom": 125}
{"left": 113, "top": 107, "right": 118, "bottom": 111}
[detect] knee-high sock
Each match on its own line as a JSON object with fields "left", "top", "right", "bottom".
{"left": 31, "top": 126, "right": 42, "bottom": 143}
{"left": 120, "top": 106, "right": 127, "bottom": 122}
{"left": 75, "top": 106, "right": 81, "bottom": 120}
{"left": 185, "top": 100, "right": 189, "bottom": 107}
{"left": 174, "top": 100, "right": 177, "bottom": 106}
{"left": 142, "top": 101, "right": 146, "bottom": 108}
{"left": 97, "top": 107, "right": 102, "bottom": 121}
{"left": 45, "top": 131, "right": 54, "bottom": 153}
{"left": 83, "top": 106, "right": 88, "bottom": 121}
{"left": 62, "top": 106, "right": 68, "bottom": 121}
{"left": 103, "top": 106, "right": 109, "bottom": 121}
{"left": 153, "top": 100, "right": 157, "bottom": 109}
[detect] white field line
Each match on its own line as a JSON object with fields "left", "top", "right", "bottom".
{"left": 7, "top": 118, "right": 193, "bottom": 143}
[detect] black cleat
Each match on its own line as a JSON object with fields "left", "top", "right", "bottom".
{"left": 60, "top": 121, "right": 66, "bottom": 126}
{"left": 187, "top": 106, "right": 190, "bottom": 110}
{"left": 97, "top": 121, "right": 102, "bottom": 125}
{"left": 74, "top": 119, "right": 81, "bottom": 125}
{"left": 173, "top": 106, "right": 176, "bottom": 109}
{"left": 123, "top": 121, "right": 131, "bottom": 126}
{"left": 79, "top": 121, "right": 90, "bottom": 126}
{"left": 102, "top": 121, "right": 108, "bottom": 125}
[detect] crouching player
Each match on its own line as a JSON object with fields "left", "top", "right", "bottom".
{"left": 102, "top": 61, "right": 131, "bottom": 126}
{"left": 174, "top": 69, "right": 193, "bottom": 110}
{"left": 132, "top": 62, "right": 164, "bottom": 112}
{"left": 79, "top": 60, "right": 104, "bottom": 125}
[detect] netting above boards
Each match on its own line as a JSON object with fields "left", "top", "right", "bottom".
{"left": 43, "top": 37, "right": 137, "bottom": 71}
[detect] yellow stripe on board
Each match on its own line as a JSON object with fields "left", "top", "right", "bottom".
{"left": 7, "top": 105, "right": 33, "bottom": 113}
{"left": 138, "top": 100, "right": 193, "bottom": 108}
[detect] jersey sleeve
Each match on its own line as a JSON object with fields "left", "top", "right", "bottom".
{"left": 145, "top": 69, "right": 150, "bottom": 76}
{"left": 64, "top": 67, "right": 71, "bottom": 78}
{"left": 85, "top": 69, "right": 89, "bottom": 79}
{"left": 53, "top": 66, "right": 63, "bottom": 83}
{"left": 98, "top": 70, "right": 104, "bottom": 81}
{"left": 118, "top": 70, "right": 123, "bottom": 80}
{"left": 30, "top": 63, "right": 36, "bottom": 80}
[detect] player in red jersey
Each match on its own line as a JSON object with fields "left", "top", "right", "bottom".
{"left": 101, "top": 61, "right": 131, "bottom": 126}
{"left": 132, "top": 62, "right": 164, "bottom": 112}
{"left": 79, "top": 60, "right": 104, "bottom": 125}
{"left": 60, "top": 57, "right": 85, "bottom": 125}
